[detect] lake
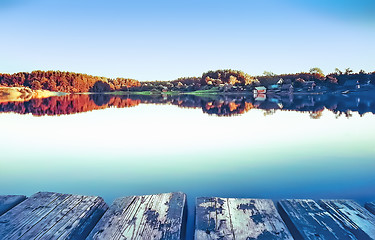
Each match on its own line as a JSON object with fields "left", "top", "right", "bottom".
{"left": 1, "top": 93, "right": 375, "bottom": 238}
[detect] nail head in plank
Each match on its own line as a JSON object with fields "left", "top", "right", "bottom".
{"left": 0, "top": 192, "right": 108, "bottom": 240}
{"left": 87, "top": 192, "right": 187, "bottom": 240}
{"left": 278, "top": 199, "right": 357, "bottom": 240}
{"left": 195, "top": 197, "right": 293, "bottom": 240}
{"left": 319, "top": 199, "right": 375, "bottom": 240}
{"left": 0, "top": 195, "right": 26, "bottom": 216}
{"left": 365, "top": 202, "right": 375, "bottom": 216}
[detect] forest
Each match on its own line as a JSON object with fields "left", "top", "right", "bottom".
{"left": 0, "top": 68, "right": 374, "bottom": 93}
{"left": 0, "top": 71, "right": 140, "bottom": 93}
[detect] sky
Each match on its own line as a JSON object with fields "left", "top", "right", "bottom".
{"left": 0, "top": 0, "right": 374, "bottom": 81}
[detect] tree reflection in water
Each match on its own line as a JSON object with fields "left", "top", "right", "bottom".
{"left": 1, "top": 92, "right": 375, "bottom": 118}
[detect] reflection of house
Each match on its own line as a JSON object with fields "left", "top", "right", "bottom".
{"left": 253, "top": 86, "right": 267, "bottom": 94}
{"left": 254, "top": 93, "right": 266, "bottom": 101}
{"left": 257, "top": 101, "right": 282, "bottom": 110}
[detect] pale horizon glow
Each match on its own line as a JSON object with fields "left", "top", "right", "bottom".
{"left": 0, "top": 0, "right": 374, "bottom": 81}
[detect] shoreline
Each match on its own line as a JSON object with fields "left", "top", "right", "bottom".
{"left": 0, "top": 86, "right": 67, "bottom": 103}
{"left": 0, "top": 85, "right": 373, "bottom": 103}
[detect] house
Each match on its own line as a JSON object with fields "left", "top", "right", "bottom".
{"left": 253, "top": 86, "right": 267, "bottom": 94}
{"left": 302, "top": 81, "right": 316, "bottom": 91}
{"left": 343, "top": 79, "right": 360, "bottom": 89}
{"left": 277, "top": 78, "right": 284, "bottom": 85}
{"left": 280, "top": 84, "right": 293, "bottom": 93}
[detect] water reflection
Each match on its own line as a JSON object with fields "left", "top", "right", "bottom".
{"left": 1, "top": 91, "right": 375, "bottom": 117}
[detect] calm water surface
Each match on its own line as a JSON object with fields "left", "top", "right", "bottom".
{"left": 1, "top": 94, "right": 375, "bottom": 238}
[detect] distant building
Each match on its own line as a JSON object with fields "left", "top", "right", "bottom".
{"left": 280, "top": 84, "right": 293, "bottom": 93}
{"left": 253, "top": 86, "right": 267, "bottom": 94}
{"left": 302, "top": 81, "right": 316, "bottom": 91}
{"left": 343, "top": 79, "right": 360, "bottom": 89}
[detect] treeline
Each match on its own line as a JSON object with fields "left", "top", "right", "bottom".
{"left": 132, "top": 70, "right": 257, "bottom": 92}
{"left": 257, "top": 68, "right": 375, "bottom": 87}
{"left": 201, "top": 69, "right": 255, "bottom": 86}
{"left": 1, "top": 68, "right": 375, "bottom": 93}
{"left": 135, "top": 68, "right": 375, "bottom": 92}
{"left": 0, "top": 71, "right": 140, "bottom": 93}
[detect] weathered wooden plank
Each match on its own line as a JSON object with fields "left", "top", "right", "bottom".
{"left": 319, "top": 199, "right": 375, "bottom": 240}
{"left": 195, "top": 197, "right": 292, "bottom": 240}
{"left": 278, "top": 199, "right": 357, "bottom": 240}
{"left": 365, "top": 202, "right": 375, "bottom": 216}
{"left": 0, "top": 192, "right": 69, "bottom": 239}
{"left": 0, "top": 192, "right": 108, "bottom": 240}
{"left": 87, "top": 192, "right": 187, "bottom": 240}
{"left": 0, "top": 195, "right": 26, "bottom": 216}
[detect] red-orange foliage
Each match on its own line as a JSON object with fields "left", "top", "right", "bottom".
{"left": 0, "top": 94, "right": 140, "bottom": 116}
{"left": 0, "top": 71, "right": 140, "bottom": 93}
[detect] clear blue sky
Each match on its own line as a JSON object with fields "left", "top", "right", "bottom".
{"left": 0, "top": 0, "right": 374, "bottom": 81}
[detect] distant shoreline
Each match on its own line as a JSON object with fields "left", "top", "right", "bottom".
{"left": 1, "top": 69, "right": 374, "bottom": 97}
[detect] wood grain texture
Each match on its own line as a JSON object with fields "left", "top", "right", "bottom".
{"left": 319, "top": 199, "right": 375, "bottom": 240}
{"left": 278, "top": 199, "right": 357, "bottom": 240}
{"left": 0, "top": 192, "right": 108, "bottom": 240}
{"left": 365, "top": 202, "right": 375, "bottom": 216}
{"left": 195, "top": 197, "right": 292, "bottom": 240}
{"left": 87, "top": 192, "right": 187, "bottom": 240}
{"left": 0, "top": 195, "right": 26, "bottom": 216}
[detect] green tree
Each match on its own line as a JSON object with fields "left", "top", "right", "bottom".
{"left": 334, "top": 68, "right": 342, "bottom": 75}
{"left": 345, "top": 68, "right": 353, "bottom": 75}
{"left": 309, "top": 67, "right": 324, "bottom": 76}
{"left": 263, "top": 71, "right": 275, "bottom": 76}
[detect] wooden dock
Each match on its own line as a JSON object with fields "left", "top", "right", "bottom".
{"left": 87, "top": 192, "right": 186, "bottom": 240}
{"left": 195, "top": 197, "right": 292, "bottom": 239}
{"left": 278, "top": 199, "right": 357, "bottom": 239}
{"left": 0, "top": 192, "right": 374, "bottom": 240}
{"left": 366, "top": 201, "right": 375, "bottom": 215}
{"left": 0, "top": 195, "right": 26, "bottom": 216}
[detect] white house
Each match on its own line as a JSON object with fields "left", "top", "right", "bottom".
{"left": 253, "top": 86, "right": 267, "bottom": 94}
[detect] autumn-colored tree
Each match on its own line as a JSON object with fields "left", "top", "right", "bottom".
{"left": 0, "top": 71, "right": 140, "bottom": 93}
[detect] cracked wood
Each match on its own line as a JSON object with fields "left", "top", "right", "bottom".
{"left": 319, "top": 199, "right": 375, "bottom": 240}
{"left": 0, "top": 192, "right": 108, "bottom": 240}
{"left": 87, "top": 192, "right": 187, "bottom": 240}
{"left": 278, "top": 199, "right": 357, "bottom": 240}
{"left": 195, "top": 197, "right": 292, "bottom": 240}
